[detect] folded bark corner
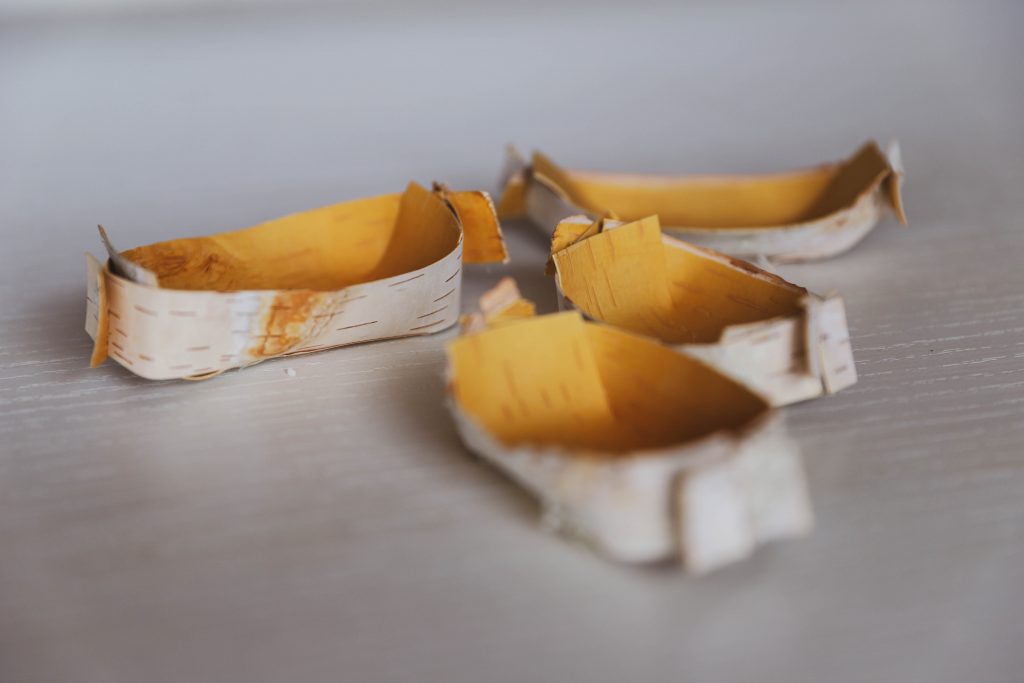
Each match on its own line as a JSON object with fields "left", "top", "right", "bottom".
{"left": 549, "top": 215, "right": 856, "bottom": 407}
{"left": 446, "top": 282, "right": 813, "bottom": 572}
{"left": 459, "top": 276, "right": 536, "bottom": 334}
{"left": 497, "top": 140, "right": 906, "bottom": 262}
{"left": 85, "top": 182, "right": 508, "bottom": 380}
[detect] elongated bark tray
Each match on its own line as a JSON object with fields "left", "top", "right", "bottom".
{"left": 497, "top": 140, "right": 906, "bottom": 262}
{"left": 85, "top": 183, "right": 507, "bottom": 380}
{"left": 447, "top": 279, "right": 813, "bottom": 572}
{"left": 549, "top": 214, "right": 856, "bottom": 407}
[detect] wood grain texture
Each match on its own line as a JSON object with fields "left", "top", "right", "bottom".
{"left": 1, "top": 1, "right": 1022, "bottom": 681}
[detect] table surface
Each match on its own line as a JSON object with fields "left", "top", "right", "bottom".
{"left": 2, "top": 1, "right": 1023, "bottom": 681}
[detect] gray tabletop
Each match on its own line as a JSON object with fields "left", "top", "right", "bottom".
{"left": 2, "top": 1, "right": 1023, "bottom": 681}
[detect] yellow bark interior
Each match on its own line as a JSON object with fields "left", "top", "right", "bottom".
{"left": 122, "top": 183, "right": 503, "bottom": 292}
{"left": 531, "top": 141, "right": 893, "bottom": 228}
{"left": 552, "top": 216, "right": 807, "bottom": 344}
{"left": 443, "top": 189, "right": 509, "bottom": 264}
{"left": 448, "top": 311, "right": 768, "bottom": 453}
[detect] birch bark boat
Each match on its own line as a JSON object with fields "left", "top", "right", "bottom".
{"left": 448, "top": 279, "right": 813, "bottom": 572}
{"left": 85, "top": 183, "right": 507, "bottom": 380}
{"left": 549, "top": 214, "right": 856, "bottom": 407}
{"left": 497, "top": 140, "right": 906, "bottom": 262}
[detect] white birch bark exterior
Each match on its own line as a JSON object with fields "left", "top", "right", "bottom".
{"left": 448, "top": 403, "right": 812, "bottom": 573}
{"left": 85, "top": 233, "right": 464, "bottom": 381}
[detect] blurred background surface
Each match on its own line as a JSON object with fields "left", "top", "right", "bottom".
{"left": 1, "top": 1, "right": 1022, "bottom": 682}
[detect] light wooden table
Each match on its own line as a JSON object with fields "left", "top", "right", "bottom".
{"left": 2, "top": 1, "right": 1022, "bottom": 681}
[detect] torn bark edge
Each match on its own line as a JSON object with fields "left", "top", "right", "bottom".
{"left": 884, "top": 140, "right": 908, "bottom": 225}
{"left": 432, "top": 183, "right": 510, "bottom": 265}
{"left": 812, "top": 292, "right": 858, "bottom": 394}
{"left": 494, "top": 144, "right": 528, "bottom": 217}
{"left": 495, "top": 146, "right": 579, "bottom": 233}
{"left": 85, "top": 253, "right": 110, "bottom": 368}
{"left": 98, "top": 225, "right": 158, "bottom": 286}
